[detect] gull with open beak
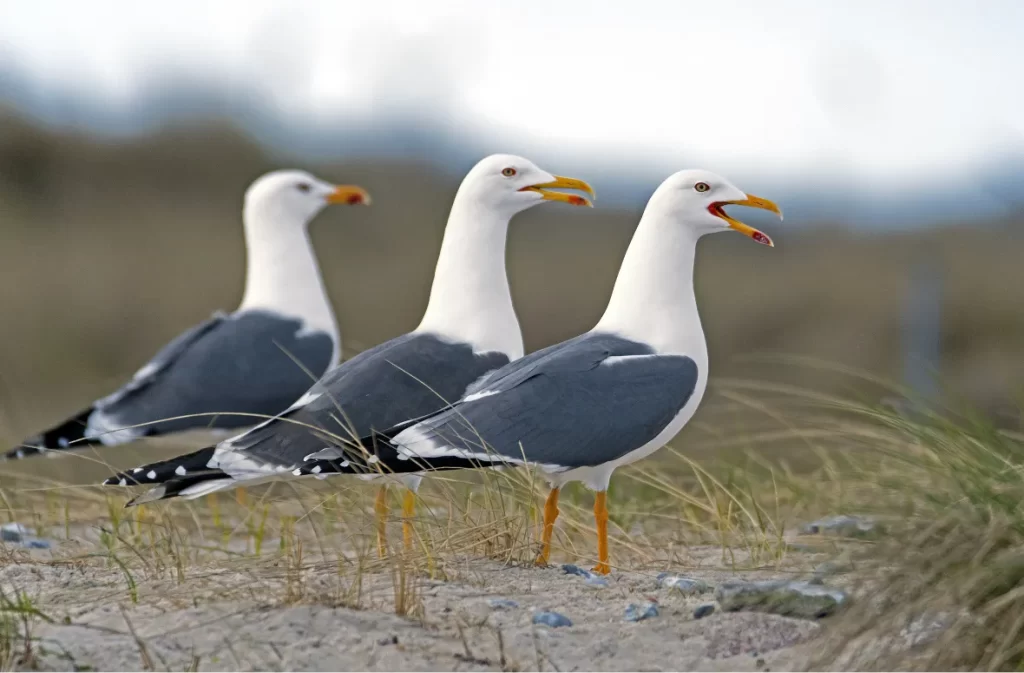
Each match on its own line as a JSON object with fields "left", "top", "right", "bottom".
{"left": 103, "top": 154, "right": 596, "bottom": 560}
{"left": 284, "top": 169, "right": 781, "bottom": 574}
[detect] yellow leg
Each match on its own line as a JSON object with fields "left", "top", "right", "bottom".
{"left": 375, "top": 485, "right": 388, "bottom": 558}
{"left": 402, "top": 489, "right": 416, "bottom": 552}
{"left": 535, "top": 487, "right": 560, "bottom": 566}
{"left": 591, "top": 491, "right": 611, "bottom": 575}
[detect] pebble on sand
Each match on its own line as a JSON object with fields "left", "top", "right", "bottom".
{"left": 657, "top": 573, "right": 713, "bottom": 595}
{"left": 716, "top": 580, "right": 849, "bottom": 619}
{"left": 561, "top": 563, "right": 608, "bottom": 586}
{"left": 693, "top": 604, "right": 716, "bottom": 620}
{"left": 1, "top": 523, "right": 52, "bottom": 549}
{"left": 532, "top": 611, "right": 573, "bottom": 628}
{"left": 488, "top": 599, "right": 520, "bottom": 610}
{"left": 624, "top": 601, "right": 659, "bottom": 622}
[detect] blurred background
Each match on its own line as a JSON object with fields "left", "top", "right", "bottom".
{"left": 2, "top": 0, "right": 1023, "bottom": 447}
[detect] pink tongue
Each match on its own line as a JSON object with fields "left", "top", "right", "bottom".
{"left": 752, "top": 231, "right": 772, "bottom": 246}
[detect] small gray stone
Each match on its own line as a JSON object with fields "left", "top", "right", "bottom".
{"left": 658, "top": 575, "right": 713, "bottom": 595}
{"left": 584, "top": 574, "right": 609, "bottom": 588}
{"left": 693, "top": 603, "right": 716, "bottom": 619}
{"left": 488, "top": 599, "right": 519, "bottom": 610}
{"left": 561, "top": 564, "right": 590, "bottom": 578}
{"left": 0, "top": 523, "right": 51, "bottom": 549}
{"left": 532, "top": 611, "right": 572, "bottom": 628}
{"left": 624, "top": 601, "right": 659, "bottom": 622}
{"left": 1, "top": 523, "right": 29, "bottom": 543}
{"left": 800, "top": 515, "right": 877, "bottom": 538}
{"left": 716, "top": 580, "right": 849, "bottom": 619}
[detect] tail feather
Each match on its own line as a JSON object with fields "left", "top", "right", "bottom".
{"left": 4, "top": 407, "right": 101, "bottom": 461}
{"left": 103, "top": 446, "right": 219, "bottom": 486}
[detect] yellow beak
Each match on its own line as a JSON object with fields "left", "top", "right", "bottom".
{"left": 709, "top": 193, "right": 782, "bottom": 247}
{"left": 519, "top": 175, "right": 596, "bottom": 207}
{"left": 325, "top": 185, "right": 372, "bottom": 206}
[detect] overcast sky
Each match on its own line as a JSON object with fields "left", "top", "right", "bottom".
{"left": 2, "top": 0, "right": 1023, "bottom": 185}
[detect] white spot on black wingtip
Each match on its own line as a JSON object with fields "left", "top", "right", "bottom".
{"left": 132, "top": 467, "right": 142, "bottom": 474}
{"left": 175, "top": 465, "right": 186, "bottom": 476}
{"left": 292, "top": 468, "right": 302, "bottom": 476}
{"left": 367, "top": 456, "right": 379, "bottom": 464}
{"left": 119, "top": 478, "right": 127, "bottom": 486}
{"left": 15, "top": 450, "right": 24, "bottom": 459}
{"left": 311, "top": 465, "right": 322, "bottom": 474}
{"left": 340, "top": 460, "right": 350, "bottom": 468}
{"left": 58, "top": 438, "right": 69, "bottom": 448}
{"left": 147, "top": 470, "right": 157, "bottom": 480}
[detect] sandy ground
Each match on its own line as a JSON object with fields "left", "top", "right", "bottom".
{"left": 0, "top": 540, "right": 834, "bottom": 672}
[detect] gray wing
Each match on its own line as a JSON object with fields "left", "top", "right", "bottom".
{"left": 211, "top": 332, "right": 511, "bottom": 475}
{"left": 89, "top": 310, "right": 334, "bottom": 440}
{"left": 392, "top": 332, "right": 699, "bottom": 470}
{"left": 94, "top": 311, "right": 228, "bottom": 410}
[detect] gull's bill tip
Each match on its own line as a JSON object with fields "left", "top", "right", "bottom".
{"left": 326, "top": 185, "right": 372, "bottom": 206}
{"left": 520, "top": 175, "right": 596, "bottom": 207}
{"left": 709, "top": 192, "right": 781, "bottom": 247}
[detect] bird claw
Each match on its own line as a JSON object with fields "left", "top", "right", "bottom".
{"left": 591, "top": 562, "right": 611, "bottom": 575}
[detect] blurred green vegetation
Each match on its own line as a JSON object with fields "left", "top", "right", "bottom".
{"left": 1, "top": 108, "right": 1023, "bottom": 456}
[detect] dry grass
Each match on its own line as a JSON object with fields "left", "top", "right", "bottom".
{"left": 699, "top": 372, "right": 1024, "bottom": 671}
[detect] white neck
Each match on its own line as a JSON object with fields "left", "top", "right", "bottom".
{"left": 415, "top": 198, "right": 524, "bottom": 359}
{"left": 595, "top": 212, "right": 706, "bottom": 358}
{"left": 238, "top": 202, "right": 340, "bottom": 363}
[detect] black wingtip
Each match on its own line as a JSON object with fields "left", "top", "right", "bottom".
{"left": 1, "top": 446, "right": 39, "bottom": 462}
{"left": 101, "top": 446, "right": 219, "bottom": 488}
{"left": 6, "top": 407, "right": 99, "bottom": 461}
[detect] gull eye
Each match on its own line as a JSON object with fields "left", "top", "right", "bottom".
{"left": 694, "top": 182, "right": 710, "bottom": 193}
{"left": 501, "top": 167, "right": 517, "bottom": 177}
{"left": 296, "top": 183, "right": 312, "bottom": 193}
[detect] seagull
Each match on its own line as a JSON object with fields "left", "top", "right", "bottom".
{"left": 6, "top": 170, "right": 369, "bottom": 460}
{"left": 102, "top": 154, "right": 595, "bottom": 555}
{"left": 285, "top": 169, "right": 781, "bottom": 574}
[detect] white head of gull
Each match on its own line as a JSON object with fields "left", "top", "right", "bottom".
{"left": 240, "top": 169, "right": 371, "bottom": 355}
{"left": 417, "top": 154, "right": 593, "bottom": 359}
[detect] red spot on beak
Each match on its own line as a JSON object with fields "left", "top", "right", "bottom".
{"left": 346, "top": 193, "right": 364, "bottom": 205}
{"left": 568, "top": 195, "right": 586, "bottom": 206}
{"left": 753, "top": 232, "right": 771, "bottom": 246}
